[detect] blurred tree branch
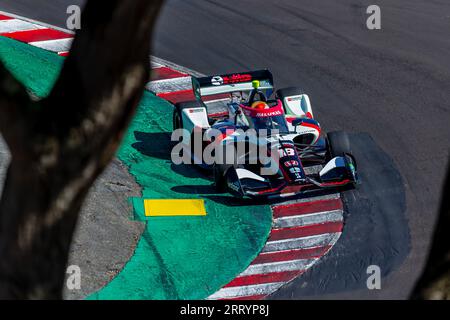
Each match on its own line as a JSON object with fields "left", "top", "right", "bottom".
{"left": 0, "top": 0, "right": 164, "bottom": 299}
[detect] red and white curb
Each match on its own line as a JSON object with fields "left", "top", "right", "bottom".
{"left": 0, "top": 12, "right": 73, "bottom": 56}
{"left": 0, "top": 11, "right": 345, "bottom": 300}
{"left": 208, "top": 193, "right": 343, "bottom": 300}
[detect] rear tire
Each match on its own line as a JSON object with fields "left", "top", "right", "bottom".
{"left": 328, "top": 131, "right": 358, "bottom": 189}
{"left": 173, "top": 101, "right": 204, "bottom": 159}
{"left": 276, "top": 87, "right": 307, "bottom": 116}
{"left": 328, "top": 131, "right": 351, "bottom": 157}
{"left": 276, "top": 87, "right": 305, "bottom": 100}
{"left": 173, "top": 100, "right": 204, "bottom": 131}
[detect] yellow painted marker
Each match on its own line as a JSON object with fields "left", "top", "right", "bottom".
{"left": 144, "top": 199, "right": 207, "bottom": 217}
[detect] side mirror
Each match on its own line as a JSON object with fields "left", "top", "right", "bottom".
{"left": 292, "top": 119, "right": 304, "bottom": 127}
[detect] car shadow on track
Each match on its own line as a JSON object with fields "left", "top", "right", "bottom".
{"left": 132, "top": 131, "right": 211, "bottom": 178}
{"left": 131, "top": 131, "right": 349, "bottom": 208}
{"left": 132, "top": 131, "right": 173, "bottom": 161}
{"left": 132, "top": 131, "right": 254, "bottom": 206}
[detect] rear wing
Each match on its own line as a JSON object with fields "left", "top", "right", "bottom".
{"left": 192, "top": 70, "right": 274, "bottom": 99}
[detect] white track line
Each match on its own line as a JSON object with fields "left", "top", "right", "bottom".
{"left": 274, "top": 210, "right": 343, "bottom": 229}
{"left": 208, "top": 282, "right": 284, "bottom": 300}
{"left": 29, "top": 38, "right": 73, "bottom": 52}
{"left": 151, "top": 61, "right": 165, "bottom": 69}
{"left": 240, "top": 258, "right": 315, "bottom": 277}
{"left": 145, "top": 76, "right": 192, "bottom": 94}
{"left": 151, "top": 56, "right": 204, "bottom": 77}
{"left": 0, "top": 19, "right": 44, "bottom": 33}
{"left": 262, "top": 232, "right": 341, "bottom": 253}
{"left": 277, "top": 193, "right": 341, "bottom": 206}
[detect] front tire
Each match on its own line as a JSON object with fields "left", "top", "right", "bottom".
{"left": 172, "top": 100, "right": 204, "bottom": 131}
{"left": 214, "top": 164, "right": 233, "bottom": 193}
{"left": 327, "top": 131, "right": 358, "bottom": 188}
{"left": 276, "top": 87, "right": 309, "bottom": 117}
{"left": 276, "top": 87, "right": 306, "bottom": 100}
{"left": 327, "top": 131, "right": 351, "bottom": 158}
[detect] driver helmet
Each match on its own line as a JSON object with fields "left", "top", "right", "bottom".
{"left": 251, "top": 101, "right": 269, "bottom": 110}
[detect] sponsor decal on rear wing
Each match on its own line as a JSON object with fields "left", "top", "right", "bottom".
{"left": 192, "top": 69, "right": 274, "bottom": 99}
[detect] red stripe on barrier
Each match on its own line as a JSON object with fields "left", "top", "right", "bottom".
{"left": 0, "top": 14, "right": 13, "bottom": 20}
{"left": 253, "top": 246, "right": 331, "bottom": 264}
{"left": 269, "top": 221, "right": 343, "bottom": 242}
{"left": 225, "top": 270, "right": 303, "bottom": 288}
{"left": 273, "top": 198, "right": 343, "bottom": 219}
{"left": 58, "top": 51, "right": 69, "bottom": 57}
{"left": 157, "top": 90, "right": 229, "bottom": 104}
{"left": 1, "top": 28, "right": 72, "bottom": 42}
{"left": 219, "top": 295, "right": 266, "bottom": 301}
{"left": 151, "top": 67, "right": 187, "bottom": 81}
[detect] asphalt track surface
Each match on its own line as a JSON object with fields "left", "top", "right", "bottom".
{"left": 2, "top": 0, "right": 450, "bottom": 299}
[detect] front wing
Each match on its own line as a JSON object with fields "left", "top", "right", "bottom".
{"left": 224, "top": 156, "right": 358, "bottom": 199}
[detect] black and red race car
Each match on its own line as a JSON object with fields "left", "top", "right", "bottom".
{"left": 172, "top": 70, "right": 358, "bottom": 199}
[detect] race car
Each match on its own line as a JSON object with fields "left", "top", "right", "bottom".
{"left": 172, "top": 70, "right": 358, "bottom": 199}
